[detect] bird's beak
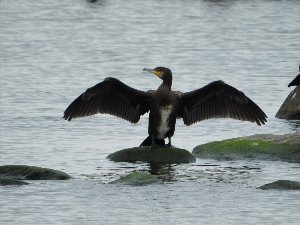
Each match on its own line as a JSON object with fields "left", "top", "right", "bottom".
{"left": 143, "top": 68, "right": 163, "bottom": 78}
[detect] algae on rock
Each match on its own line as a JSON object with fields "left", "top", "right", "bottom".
{"left": 192, "top": 133, "right": 300, "bottom": 163}
{"left": 107, "top": 146, "right": 196, "bottom": 163}
{"left": 110, "top": 171, "right": 161, "bottom": 185}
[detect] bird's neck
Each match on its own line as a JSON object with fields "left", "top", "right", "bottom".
{"left": 159, "top": 78, "right": 172, "bottom": 91}
{"left": 158, "top": 81, "right": 172, "bottom": 91}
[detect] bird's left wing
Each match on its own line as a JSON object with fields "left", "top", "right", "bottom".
{"left": 63, "top": 77, "right": 151, "bottom": 123}
{"left": 177, "top": 80, "right": 267, "bottom": 126}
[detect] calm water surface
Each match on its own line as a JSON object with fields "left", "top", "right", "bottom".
{"left": 1, "top": 0, "right": 300, "bottom": 224}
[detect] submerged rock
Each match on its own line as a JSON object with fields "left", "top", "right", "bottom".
{"left": 0, "top": 165, "right": 72, "bottom": 180}
{"left": 192, "top": 133, "right": 300, "bottom": 163}
{"left": 276, "top": 86, "right": 300, "bottom": 119}
{"left": 0, "top": 178, "right": 29, "bottom": 186}
{"left": 107, "top": 146, "right": 196, "bottom": 163}
{"left": 258, "top": 180, "right": 300, "bottom": 190}
{"left": 110, "top": 171, "right": 161, "bottom": 185}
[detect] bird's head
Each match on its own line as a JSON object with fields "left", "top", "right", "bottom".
{"left": 143, "top": 67, "right": 172, "bottom": 84}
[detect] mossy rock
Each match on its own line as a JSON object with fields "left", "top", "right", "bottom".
{"left": 0, "top": 178, "right": 29, "bottom": 186}
{"left": 258, "top": 180, "right": 300, "bottom": 190}
{"left": 107, "top": 146, "right": 196, "bottom": 163}
{"left": 192, "top": 133, "right": 300, "bottom": 163}
{"left": 110, "top": 171, "right": 161, "bottom": 185}
{"left": 0, "top": 165, "right": 72, "bottom": 180}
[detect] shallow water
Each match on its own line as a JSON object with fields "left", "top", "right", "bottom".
{"left": 1, "top": 0, "right": 300, "bottom": 224}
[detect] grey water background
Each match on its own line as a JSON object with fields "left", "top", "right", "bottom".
{"left": 1, "top": 0, "right": 300, "bottom": 224}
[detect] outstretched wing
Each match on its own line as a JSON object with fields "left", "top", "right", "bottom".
{"left": 63, "top": 77, "right": 151, "bottom": 123}
{"left": 177, "top": 80, "right": 267, "bottom": 126}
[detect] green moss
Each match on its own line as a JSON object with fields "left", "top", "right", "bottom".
{"left": 258, "top": 180, "right": 300, "bottom": 190}
{"left": 0, "top": 165, "right": 72, "bottom": 180}
{"left": 110, "top": 171, "right": 161, "bottom": 185}
{"left": 0, "top": 178, "right": 29, "bottom": 186}
{"left": 193, "top": 138, "right": 300, "bottom": 162}
{"left": 107, "top": 146, "right": 196, "bottom": 163}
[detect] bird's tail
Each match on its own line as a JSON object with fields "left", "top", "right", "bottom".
{"left": 139, "top": 136, "right": 165, "bottom": 146}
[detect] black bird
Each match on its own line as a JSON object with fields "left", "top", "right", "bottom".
{"left": 288, "top": 65, "right": 300, "bottom": 87}
{"left": 63, "top": 67, "right": 267, "bottom": 149}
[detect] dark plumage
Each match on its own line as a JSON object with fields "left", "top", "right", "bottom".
{"left": 288, "top": 65, "right": 300, "bottom": 87}
{"left": 64, "top": 67, "right": 267, "bottom": 148}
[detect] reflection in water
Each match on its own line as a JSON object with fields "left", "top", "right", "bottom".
{"left": 276, "top": 118, "right": 300, "bottom": 131}
{"left": 204, "top": 0, "right": 237, "bottom": 6}
{"left": 140, "top": 162, "right": 264, "bottom": 184}
{"left": 287, "top": 120, "right": 300, "bottom": 131}
{"left": 148, "top": 162, "right": 175, "bottom": 182}
{"left": 85, "top": 0, "right": 106, "bottom": 6}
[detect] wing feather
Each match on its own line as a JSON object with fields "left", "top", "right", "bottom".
{"left": 178, "top": 80, "right": 267, "bottom": 126}
{"left": 63, "top": 77, "right": 151, "bottom": 123}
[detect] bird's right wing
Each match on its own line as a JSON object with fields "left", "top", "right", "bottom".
{"left": 63, "top": 77, "right": 151, "bottom": 123}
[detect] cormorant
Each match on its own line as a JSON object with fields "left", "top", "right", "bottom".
{"left": 288, "top": 65, "right": 300, "bottom": 87}
{"left": 63, "top": 67, "right": 267, "bottom": 149}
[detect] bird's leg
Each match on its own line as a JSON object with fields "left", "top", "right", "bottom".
{"left": 151, "top": 136, "right": 158, "bottom": 150}
{"left": 167, "top": 137, "right": 172, "bottom": 148}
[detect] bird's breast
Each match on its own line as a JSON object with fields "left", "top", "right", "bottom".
{"left": 157, "top": 105, "right": 173, "bottom": 139}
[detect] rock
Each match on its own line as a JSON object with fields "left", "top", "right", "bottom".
{"left": 0, "top": 178, "right": 29, "bottom": 186}
{"left": 276, "top": 86, "right": 300, "bottom": 119}
{"left": 258, "top": 180, "right": 300, "bottom": 190}
{"left": 110, "top": 171, "right": 161, "bottom": 185}
{"left": 107, "top": 146, "right": 196, "bottom": 163}
{"left": 192, "top": 133, "right": 300, "bottom": 163}
{"left": 0, "top": 165, "right": 72, "bottom": 180}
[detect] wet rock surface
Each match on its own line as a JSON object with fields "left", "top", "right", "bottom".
{"left": 258, "top": 180, "right": 300, "bottom": 190}
{"left": 0, "top": 165, "right": 72, "bottom": 184}
{"left": 107, "top": 146, "right": 196, "bottom": 163}
{"left": 0, "top": 178, "right": 29, "bottom": 186}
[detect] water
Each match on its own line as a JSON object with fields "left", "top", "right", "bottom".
{"left": 1, "top": 0, "right": 300, "bottom": 224}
